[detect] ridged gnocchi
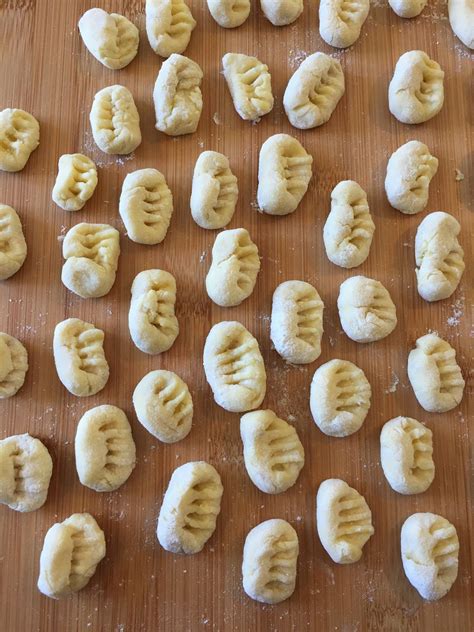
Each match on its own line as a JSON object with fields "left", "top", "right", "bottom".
{"left": 0, "top": 333, "right": 28, "bottom": 399}
{"left": 90, "top": 85, "right": 141, "bottom": 154}
{"left": 283, "top": 52, "right": 345, "bottom": 129}
{"left": 407, "top": 333, "right": 465, "bottom": 413}
{"left": 415, "top": 212, "right": 465, "bottom": 302}
{"left": 448, "top": 0, "right": 474, "bottom": 49}
{"left": 206, "top": 228, "right": 260, "bottom": 307}
{"left": 222, "top": 53, "right": 274, "bottom": 121}
{"left": 242, "top": 519, "right": 299, "bottom": 604}
{"left": 207, "top": 0, "right": 250, "bottom": 28}
{"left": 260, "top": 0, "right": 304, "bottom": 25}
{"left": 53, "top": 318, "right": 109, "bottom": 397}
{"left": 323, "top": 180, "right": 375, "bottom": 268}
{"left": 203, "top": 321, "right": 266, "bottom": 413}
{"left": 0, "top": 108, "right": 39, "bottom": 172}
{"left": 52, "top": 154, "right": 98, "bottom": 212}
{"left": 133, "top": 370, "right": 193, "bottom": 443}
{"left": 389, "top": 0, "right": 427, "bottom": 18}
{"left": 128, "top": 269, "right": 179, "bottom": 355}
{"left": 319, "top": 0, "right": 370, "bottom": 48}
{"left": 146, "top": 0, "right": 196, "bottom": 58}
{"left": 157, "top": 461, "right": 223, "bottom": 554}
{"left": 317, "top": 478, "right": 374, "bottom": 564}
{"left": 0, "top": 204, "right": 27, "bottom": 281}
{"left": 310, "top": 359, "right": 371, "bottom": 437}
{"left": 257, "top": 134, "right": 313, "bottom": 216}
{"left": 190, "top": 151, "right": 238, "bottom": 229}
{"left": 270, "top": 280, "right": 324, "bottom": 364}
{"left": 240, "top": 410, "right": 304, "bottom": 494}
{"left": 153, "top": 54, "right": 203, "bottom": 136}
{"left": 61, "top": 223, "right": 120, "bottom": 299}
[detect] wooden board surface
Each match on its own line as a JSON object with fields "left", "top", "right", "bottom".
{"left": 0, "top": 1, "right": 472, "bottom": 630}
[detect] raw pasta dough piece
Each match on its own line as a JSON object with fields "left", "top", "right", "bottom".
{"left": 407, "top": 333, "right": 465, "bottom": 413}
{"left": 90, "top": 85, "right": 141, "bottom": 154}
{"left": 128, "top": 269, "right": 179, "bottom": 355}
{"left": 133, "top": 370, "right": 193, "bottom": 443}
{"left": 323, "top": 180, "right": 375, "bottom": 268}
{"left": 61, "top": 223, "right": 120, "bottom": 299}
{"left": 0, "top": 434, "right": 52, "bottom": 512}
{"left": 283, "top": 52, "right": 345, "bottom": 129}
{"left": 449, "top": 0, "right": 474, "bottom": 49}
{"left": 385, "top": 141, "right": 438, "bottom": 215}
{"left": 53, "top": 318, "right": 109, "bottom": 397}
{"left": 319, "top": 0, "right": 370, "bottom": 48}
{"left": 78, "top": 8, "right": 139, "bottom": 69}
{"left": 0, "top": 204, "right": 27, "bottom": 280}
{"left": 260, "top": 0, "right": 303, "bottom": 25}
{"left": 157, "top": 461, "right": 223, "bottom": 554}
{"left": 0, "top": 108, "right": 39, "bottom": 172}
{"left": 401, "top": 513, "right": 459, "bottom": 600}
{"left": 337, "top": 276, "right": 397, "bottom": 343}
{"left": 203, "top": 321, "right": 266, "bottom": 413}
{"left": 75, "top": 405, "right": 136, "bottom": 492}
{"left": 310, "top": 359, "right": 371, "bottom": 437}
{"left": 0, "top": 333, "right": 28, "bottom": 399}
{"left": 153, "top": 54, "right": 203, "bottom": 136}
{"left": 242, "top": 519, "right": 299, "bottom": 604}
{"left": 222, "top": 53, "right": 274, "bottom": 121}
{"left": 206, "top": 228, "right": 260, "bottom": 307}
{"left": 257, "top": 134, "right": 313, "bottom": 216}
{"left": 37, "top": 513, "right": 106, "bottom": 599}
{"left": 388, "top": 51, "right": 444, "bottom": 124}
{"left": 208, "top": 0, "right": 250, "bottom": 27}
{"left": 52, "top": 154, "right": 98, "bottom": 212}
{"left": 240, "top": 409, "right": 304, "bottom": 494}
{"left": 380, "top": 416, "right": 434, "bottom": 495}
{"left": 415, "top": 212, "right": 465, "bottom": 302}
{"left": 270, "top": 280, "right": 324, "bottom": 364}
{"left": 317, "top": 478, "right": 374, "bottom": 564}
{"left": 389, "top": 0, "right": 427, "bottom": 18}
{"left": 146, "top": 0, "right": 196, "bottom": 57}
{"left": 190, "top": 151, "right": 238, "bottom": 229}
{"left": 120, "top": 168, "right": 173, "bottom": 245}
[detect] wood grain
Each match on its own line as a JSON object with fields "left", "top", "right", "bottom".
{"left": 0, "top": 1, "right": 472, "bottom": 630}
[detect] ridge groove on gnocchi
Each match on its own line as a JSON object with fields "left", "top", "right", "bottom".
{"left": 90, "top": 85, "right": 141, "bottom": 154}
{"left": 260, "top": 0, "right": 304, "bottom": 26}
{"left": 0, "top": 332, "right": 28, "bottom": 399}
{"left": 0, "top": 108, "right": 40, "bottom": 172}
{"left": 207, "top": 0, "right": 251, "bottom": 28}
{"left": 146, "top": 0, "right": 196, "bottom": 58}
{"left": 319, "top": 0, "right": 370, "bottom": 48}
{"left": 0, "top": 204, "right": 27, "bottom": 280}
{"left": 222, "top": 53, "right": 274, "bottom": 121}
{"left": 52, "top": 154, "right": 98, "bottom": 211}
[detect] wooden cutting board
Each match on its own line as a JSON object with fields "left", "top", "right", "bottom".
{"left": 0, "top": 1, "right": 471, "bottom": 630}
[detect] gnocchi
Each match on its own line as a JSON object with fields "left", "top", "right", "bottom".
{"left": 146, "top": 0, "right": 196, "bottom": 58}
{"left": 90, "top": 85, "right": 141, "bottom": 154}
{"left": 0, "top": 108, "right": 39, "bottom": 172}
{"left": 389, "top": 0, "right": 427, "bottom": 18}
{"left": 52, "top": 154, "right": 98, "bottom": 212}
{"left": 222, "top": 53, "right": 274, "bottom": 121}
{"left": 0, "top": 333, "right": 28, "bottom": 399}
{"left": 319, "top": 0, "right": 370, "bottom": 48}
{"left": 448, "top": 0, "right": 474, "bottom": 49}
{"left": 207, "top": 0, "right": 250, "bottom": 28}
{"left": 260, "top": 0, "right": 303, "bottom": 25}
{"left": 0, "top": 204, "right": 27, "bottom": 281}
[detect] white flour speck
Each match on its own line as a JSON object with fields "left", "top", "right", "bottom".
{"left": 385, "top": 371, "right": 400, "bottom": 394}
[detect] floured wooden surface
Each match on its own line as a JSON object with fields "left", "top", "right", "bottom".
{"left": 0, "top": 0, "right": 472, "bottom": 630}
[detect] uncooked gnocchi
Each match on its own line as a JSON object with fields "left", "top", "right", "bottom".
{"left": 90, "top": 85, "right": 141, "bottom": 154}
{"left": 407, "top": 333, "right": 465, "bottom": 413}
{"left": 153, "top": 54, "right": 203, "bottom": 136}
{"left": 401, "top": 513, "right": 459, "bottom": 600}
{"left": 260, "top": 0, "right": 303, "bottom": 25}
{"left": 128, "top": 269, "right": 179, "bottom": 355}
{"left": 323, "top": 180, "right": 375, "bottom": 268}
{"left": 61, "top": 223, "right": 120, "bottom": 299}
{"left": 52, "top": 154, "right": 98, "bottom": 212}
{"left": 0, "top": 433, "right": 52, "bottom": 512}
{"left": 203, "top": 321, "right": 266, "bottom": 413}
{"left": 75, "top": 405, "right": 136, "bottom": 492}
{"left": 380, "top": 416, "right": 434, "bottom": 495}
{"left": 389, "top": 0, "right": 427, "bottom": 17}
{"left": 283, "top": 52, "right": 345, "bottom": 129}
{"left": 78, "top": 8, "right": 139, "bottom": 69}
{"left": 157, "top": 461, "right": 223, "bottom": 554}
{"left": 53, "top": 318, "right": 109, "bottom": 397}
{"left": 415, "top": 212, "right": 465, "bottom": 302}
{"left": 319, "top": 0, "right": 370, "bottom": 48}
{"left": 0, "top": 333, "right": 28, "bottom": 399}
{"left": 0, "top": 108, "right": 39, "bottom": 172}
{"left": 270, "top": 280, "right": 324, "bottom": 364}
{"left": 206, "top": 228, "right": 260, "bottom": 307}
{"left": 388, "top": 51, "right": 445, "bottom": 124}
{"left": 208, "top": 0, "right": 250, "bottom": 28}
{"left": 257, "top": 134, "right": 313, "bottom": 216}
{"left": 385, "top": 141, "right": 438, "bottom": 215}
{"left": 242, "top": 519, "right": 299, "bottom": 604}
{"left": 317, "top": 478, "right": 374, "bottom": 564}
{"left": 0, "top": 204, "right": 27, "bottom": 281}
{"left": 448, "top": 0, "right": 474, "bottom": 49}
{"left": 38, "top": 513, "right": 106, "bottom": 599}
{"left": 240, "top": 409, "right": 304, "bottom": 494}
{"left": 190, "top": 151, "right": 238, "bottom": 229}
{"left": 222, "top": 53, "right": 274, "bottom": 121}
{"left": 133, "top": 370, "right": 193, "bottom": 443}
{"left": 310, "top": 359, "right": 371, "bottom": 437}
{"left": 146, "top": 0, "right": 196, "bottom": 57}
